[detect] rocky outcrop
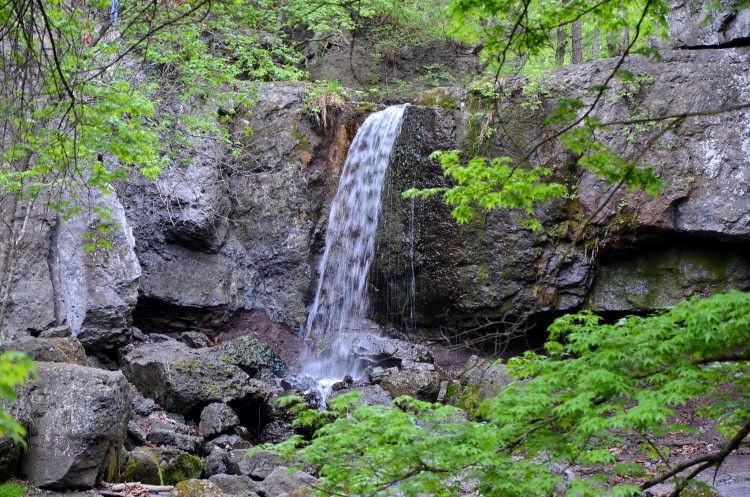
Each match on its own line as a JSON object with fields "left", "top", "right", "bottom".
{"left": 21, "top": 363, "right": 131, "bottom": 489}
{"left": 0, "top": 190, "right": 140, "bottom": 353}
{"left": 123, "top": 83, "right": 356, "bottom": 336}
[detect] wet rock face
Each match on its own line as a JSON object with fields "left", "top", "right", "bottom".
{"left": 374, "top": 105, "right": 552, "bottom": 329}
{"left": 21, "top": 362, "right": 131, "bottom": 489}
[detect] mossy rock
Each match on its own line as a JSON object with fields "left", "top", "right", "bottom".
{"left": 124, "top": 449, "right": 162, "bottom": 485}
{"left": 160, "top": 449, "right": 204, "bottom": 485}
{"left": 168, "top": 479, "right": 241, "bottom": 497}
{"left": 211, "top": 336, "right": 286, "bottom": 377}
{"left": 123, "top": 448, "right": 203, "bottom": 485}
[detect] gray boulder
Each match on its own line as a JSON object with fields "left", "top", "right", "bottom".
{"left": 168, "top": 479, "right": 237, "bottom": 497}
{"left": 374, "top": 367, "right": 448, "bottom": 402}
{"left": 348, "top": 331, "right": 433, "bottom": 367}
{"left": 50, "top": 192, "right": 141, "bottom": 351}
{"left": 200, "top": 403, "right": 241, "bottom": 439}
{"left": 261, "top": 467, "right": 316, "bottom": 497}
{"left": 123, "top": 447, "right": 203, "bottom": 485}
{"left": 231, "top": 449, "right": 282, "bottom": 480}
{"left": 121, "top": 339, "right": 281, "bottom": 414}
{"left": 21, "top": 362, "right": 131, "bottom": 489}
{"left": 208, "top": 474, "right": 262, "bottom": 496}
{"left": 205, "top": 434, "right": 252, "bottom": 453}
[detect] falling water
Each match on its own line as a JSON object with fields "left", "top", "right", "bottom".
{"left": 300, "top": 104, "right": 408, "bottom": 397}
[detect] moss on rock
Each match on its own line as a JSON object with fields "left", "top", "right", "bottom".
{"left": 168, "top": 479, "right": 240, "bottom": 497}
{"left": 123, "top": 448, "right": 203, "bottom": 486}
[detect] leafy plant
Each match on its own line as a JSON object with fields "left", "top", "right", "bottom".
{"left": 0, "top": 350, "right": 36, "bottom": 447}
{"left": 404, "top": 150, "right": 565, "bottom": 230}
{"left": 263, "top": 291, "right": 750, "bottom": 497}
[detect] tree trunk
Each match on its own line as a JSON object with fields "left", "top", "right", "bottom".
{"left": 555, "top": 27, "right": 568, "bottom": 66}
{"left": 620, "top": 26, "right": 631, "bottom": 53}
{"left": 571, "top": 20, "right": 583, "bottom": 64}
{"left": 592, "top": 29, "right": 599, "bottom": 61}
{"left": 606, "top": 32, "right": 621, "bottom": 56}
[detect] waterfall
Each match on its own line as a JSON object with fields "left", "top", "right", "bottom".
{"left": 300, "top": 104, "right": 408, "bottom": 397}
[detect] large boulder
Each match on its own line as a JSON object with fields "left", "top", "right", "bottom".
{"left": 348, "top": 332, "right": 433, "bottom": 368}
{"left": 50, "top": 192, "right": 141, "bottom": 351}
{"left": 208, "top": 474, "right": 261, "bottom": 496}
{"left": 21, "top": 363, "right": 131, "bottom": 489}
{"left": 0, "top": 335, "right": 87, "bottom": 366}
{"left": 122, "top": 338, "right": 283, "bottom": 415}
{"left": 168, "top": 479, "right": 239, "bottom": 497}
{"left": 260, "top": 467, "right": 316, "bottom": 497}
{"left": 372, "top": 366, "right": 448, "bottom": 402}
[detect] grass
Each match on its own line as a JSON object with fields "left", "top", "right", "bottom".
{"left": 0, "top": 481, "right": 28, "bottom": 497}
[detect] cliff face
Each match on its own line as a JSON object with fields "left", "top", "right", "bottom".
{"left": 119, "top": 84, "right": 357, "bottom": 338}
{"left": 376, "top": 47, "right": 750, "bottom": 337}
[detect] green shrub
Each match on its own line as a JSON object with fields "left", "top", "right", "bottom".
{"left": 0, "top": 481, "right": 28, "bottom": 497}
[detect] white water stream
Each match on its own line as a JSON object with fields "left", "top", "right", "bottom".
{"left": 299, "top": 104, "right": 408, "bottom": 399}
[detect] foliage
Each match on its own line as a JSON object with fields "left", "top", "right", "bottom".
{"left": 263, "top": 291, "right": 750, "bottom": 497}
{"left": 451, "top": 0, "right": 669, "bottom": 76}
{"left": 405, "top": 150, "right": 565, "bottom": 229}
{"left": 403, "top": 0, "right": 684, "bottom": 227}
{"left": 0, "top": 350, "right": 36, "bottom": 447}
{"left": 0, "top": 481, "right": 28, "bottom": 497}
